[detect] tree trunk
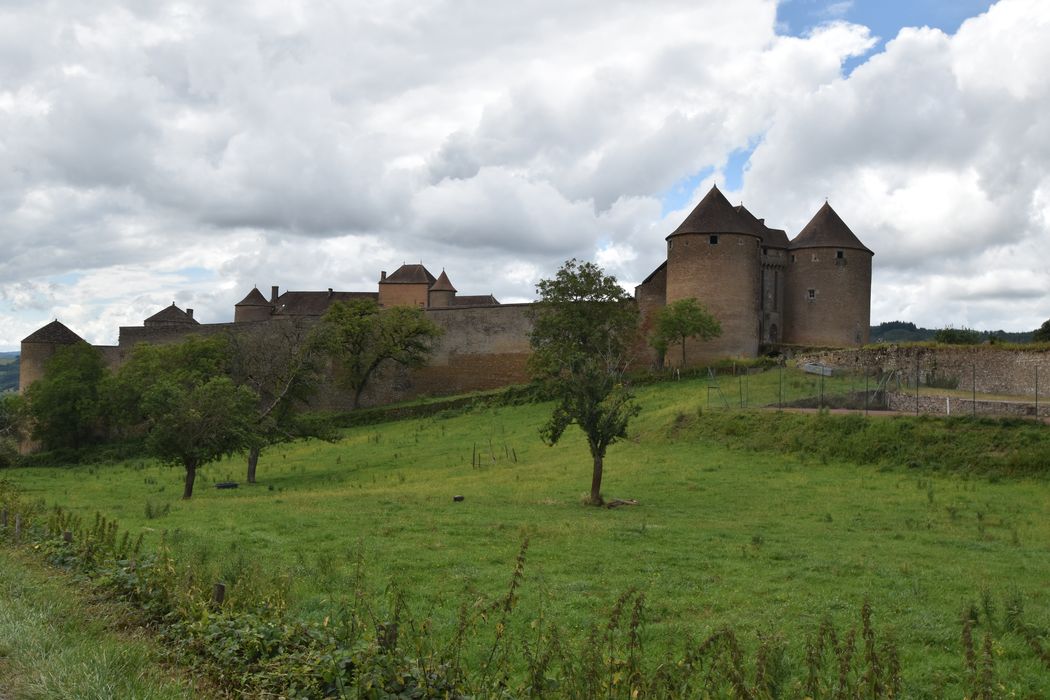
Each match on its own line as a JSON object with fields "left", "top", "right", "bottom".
{"left": 183, "top": 463, "right": 197, "bottom": 500}
{"left": 353, "top": 385, "right": 364, "bottom": 410}
{"left": 247, "top": 445, "right": 260, "bottom": 484}
{"left": 589, "top": 451, "right": 604, "bottom": 506}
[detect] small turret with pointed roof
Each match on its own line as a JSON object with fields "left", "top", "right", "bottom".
{"left": 428, "top": 269, "right": 458, "bottom": 307}
{"left": 234, "top": 286, "right": 275, "bottom": 322}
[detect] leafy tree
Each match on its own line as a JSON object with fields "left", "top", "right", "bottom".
{"left": 320, "top": 300, "right": 443, "bottom": 409}
{"left": 25, "top": 343, "right": 108, "bottom": 450}
{"left": 1033, "top": 319, "right": 1050, "bottom": 343}
{"left": 143, "top": 375, "right": 258, "bottom": 499}
{"left": 108, "top": 335, "right": 258, "bottom": 498}
{"left": 228, "top": 318, "right": 332, "bottom": 483}
{"left": 649, "top": 297, "right": 721, "bottom": 368}
{"left": 0, "top": 394, "right": 25, "bottom": 468}
{"left": 528, "top": 259, "right": 641, "bottom": 506}
{"left": 933, "top": 326, "right": 982, "bottom": 345}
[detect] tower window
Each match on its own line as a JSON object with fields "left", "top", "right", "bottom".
{"left": 790, "top": 254, "right": 796, "bottom": 263}
{"left": 709, "top": 235, "right": 718, "bottom": 244}
{"left": 836, "top": 249, "right": 844, "bottom": 259}
{"left": 807, "top": 289, "right": 816, "bottom": 300}
{"left": 762, "top": 247, "right": 768, "bottom": 255}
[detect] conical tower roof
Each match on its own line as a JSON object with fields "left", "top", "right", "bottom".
{"left": 236, "top": 287, "right": 270, "bottom": 306}
{"left": 430, "top": 270, "right": 457, "bottom": 293}
{"left": 667, "top": 185, "right": 759, "bottom": 239}
{"left": 790, "top": 202, "right": 872, "bottom": 254}
{"left": 22, "top": 320, "right": 84, "bottom": 344}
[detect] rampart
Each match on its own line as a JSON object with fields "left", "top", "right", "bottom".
{"left": 796, "top": 345, "right": 1050, "bottom": 398}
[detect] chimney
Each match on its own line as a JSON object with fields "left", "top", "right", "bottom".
{"left": 186, "top": 308, "right": 193, "bottom": 319}
{"left": 327, "top": 288, "right": 333, "bottom": 298}
{"left": 380, "top": 271, "right": 387, "bottom": 281}
{"left": 271, "top": 285, "right": 279, "bottom": 303}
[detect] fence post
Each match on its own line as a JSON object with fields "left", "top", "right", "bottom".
{"left": 212, "top": 582, "right": 226, "bottom": 607}
{"left": 1, "top": 508, "right": 7, "bottom": 531}
{"left": 864, "top": 371, "right": 869, "bottom": 416}
{"left": 819, "top": 369, "right": 824, "bottom": 409}
{"left": 738, "top": 376, "right": 743, "bottom": 408}
{"left": 779, "top": 365, "right": 783, "bottom": 410}
{"left": 14, "top": 514, "right": 21, "bottom": 544}
{"left": 915, "top": 361, "right": 920, "bottom": 416}
{"left": 1036, "top": 366, "right": 1040, "bottom": 417}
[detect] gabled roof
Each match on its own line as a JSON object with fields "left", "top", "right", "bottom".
{"left": 383, "top": 263, "right": 436, "bottom": 285}
{"left": 430, "top": 270, "right": 457, "bottom": 293}
{"left": 667, "top": 185, "right": 760, "bottom": 239}
{"left": 275, "top": 291, "right": 379, "bottom": 316}
{"left": 453, "top": 294, "right": 499, "bottom": 307}
{"left": 22, "top": 320, "right": 84, "bottom": 344}
{"left": 144, "top": 303, "right": 199, "bottom": 325}
{"left": 639, "top": 261, "right": 667, "bottom": 286}
{"left": 790, "top": 202, "right": 872, "bottom": 254}
{"left": 734, "top": 204, "right": 790, "bottom": 249}
{"left": 236, "top": 287, "right": 271, "bottom": 306}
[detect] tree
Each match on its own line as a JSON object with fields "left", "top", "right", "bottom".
{"left": 143, "top": 376, "right": 258, "bottom": 499}
{"left": 25, "top": 343, "right": 108, "bottom": 450}
{"left": 1033, "top": 319, "right": 1050, "bottom": 343}
{"left": 108, "top": 335, "right": 258, "bottom": 498}
{"left": 0, "top": 394, "right": 25, "bottom": 468}
{"left": 649, "top": 298, "right": 721, "bottom": 368}
{"left": 228, "top": 318, "right": 331, "bottom": 483}
{"left": 528, "top": 259, "right": 641, "bottom": 506}
{"left": 320, "top": 300, "right": 443, "bottom": 408}
{"left": 933, "top": 326, "right": 981, "bottom": 345}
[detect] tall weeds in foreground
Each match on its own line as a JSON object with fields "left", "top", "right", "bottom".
{"left": 2, "top": 484, "right": 1048, "bottom": 698}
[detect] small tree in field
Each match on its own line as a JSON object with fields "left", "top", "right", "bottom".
{"left": 528, "top": 259, "right": 640, "bottom": 506}
{"left": 228, "top": 318, "right": 331, "bottom": 483}
{"left": 1033, "top": 319, "right": 1050, "bottom": 343}
{"left": 320, "top": 300, "right": 443, "bottom": 409}
{"left": 649, "top": 298, "right": 721, "bottom": 369}
{"left": 143, "top": 376, "right": 258, "bottom": 499}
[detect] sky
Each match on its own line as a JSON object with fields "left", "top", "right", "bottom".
{"left": 2, "top": 0, "right": 1048, "bottom": 351}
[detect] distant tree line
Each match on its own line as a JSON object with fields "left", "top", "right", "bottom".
{"left": 870, "top": 320, "right": 1040, "bottom": 345}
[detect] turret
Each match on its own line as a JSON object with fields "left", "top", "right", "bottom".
{"left": 663, "top": 185, "right": 763, "bottom": 363}
{"left": 429, "top": 270, "right": 458, "bottom": 308}
{"left": 19, "top": 320, "right": 84, "bottom": 393}
{"left": 234, "top": 287, "right": 273, "bottom": 322}
{"left": 783, "top": 202, "right": 873, "bottom": 346}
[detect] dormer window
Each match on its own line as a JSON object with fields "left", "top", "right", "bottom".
{"left": 709, "top": 235, "right": 719, "bottom": 245}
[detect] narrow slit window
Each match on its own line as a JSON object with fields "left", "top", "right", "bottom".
{"left": 807, "top": 289, "right": 816, "bottom": 300}
{"left": 709, "top": 234, "right": 719, "bottom": 245}
{"left": 836, "top": 249, "right": 844, "bottom": 259}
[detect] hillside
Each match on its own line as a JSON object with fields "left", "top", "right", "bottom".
{"left": 0, "top": 354, "right": 18, "bottom": 393}
{"left": 870, "top": 320, "right": 1034, "bottom": 344}
{"left": 4, "top": 372, "right": 1049, "bottom": 696}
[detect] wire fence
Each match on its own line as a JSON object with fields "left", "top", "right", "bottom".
{"left": 693, "top": 361, "right": 1047, "bottom": 420}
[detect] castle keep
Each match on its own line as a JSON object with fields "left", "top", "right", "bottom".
{"left": 635, "top": 185, "right": 872, "bottom": 365}
{"left": 20, "top": 185, "right": 872, "bottom": 405}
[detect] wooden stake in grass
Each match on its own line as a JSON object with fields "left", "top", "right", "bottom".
{"left": 14, "top": 513, "right": 21, "bottom": 543}
{"left": 212, "top": 582, "right": 226, "bottom": 607}
{"left": 1, "top": 507, "right": 7, "bottom": 531}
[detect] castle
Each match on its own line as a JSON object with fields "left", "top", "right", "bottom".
{"left": 20, "top": 185, "right": 872, "bottom": 407}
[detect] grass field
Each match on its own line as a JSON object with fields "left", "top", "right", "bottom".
{"left": 4, "top": 371, "right": 1050, "bottom": 695}
{"left": 0, "top": 549, "right": 211, "bottom": 699}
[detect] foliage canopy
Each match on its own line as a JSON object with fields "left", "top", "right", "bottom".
{"left": 25, "top": 343, "right": 108, "bottom": 450}
{"left": 649, "top": 297, "right": 721, "bottom": 368}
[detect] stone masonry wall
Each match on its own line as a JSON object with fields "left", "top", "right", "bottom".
{"left": 885, "top": 391, "right": 1049, "bottom": 418}
{"left": 796, "top": 345, "right": 1050, "bottom": 398}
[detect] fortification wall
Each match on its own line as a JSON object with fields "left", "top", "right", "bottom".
{"left": 318, "top": 304, "right": 534, "bottom": 410}
{"left": 118, "top": 322, "right": 242, "bottom": 352}
{"left": 884, "top": 391, "right": 1049, "bottom": 418}
{"left": 796, "top": 345, "right": 1050, "bottom": 398}
{"left": 784, "top": 247, "right": 871, "bottom": 347}
{"left": 666, "top": 233, "right": 761, "bottom": 363}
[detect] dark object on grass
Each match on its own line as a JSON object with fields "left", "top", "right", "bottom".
{"left": 606, "top": 498, "right": 639, "bottom": 509}
{"left": 215, "top": 481, "right": 239, "bottom": 489}
{"left": 453, "top": 495, "right": 465, "bottom": 502}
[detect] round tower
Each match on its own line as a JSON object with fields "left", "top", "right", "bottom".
{"left": 19, "top": 320, "right": 85, "bottom": 393}
{"left": 428, "top": 270, "right": 457, "bottom": 308}
{"left": 234, "top": 287, "right": 274, "bottom": 323}
{"left": 664, "top": 185, "right": 762, "bottom": 364}
{"left": 783, "top": 202, "right": 873, "bottom": 346}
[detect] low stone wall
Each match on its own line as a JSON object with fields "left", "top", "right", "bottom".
{"left": 796, "top": 345, "right": 1050, "bottom": 398}
{"left": 884, "top": 391, "right": 1049, "bottom": 418}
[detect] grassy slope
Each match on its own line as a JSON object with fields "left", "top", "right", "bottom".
{"left": 5, "top": 373, "right": 1050, "bottom": 695}
{"left": 0, "top": 550, "right": 210, "bottom": 699}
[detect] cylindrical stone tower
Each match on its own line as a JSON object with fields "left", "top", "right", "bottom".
{"left": 664, "top": 185, "right": 762, "bottom": 364}
{"left": 783, "top": 202, "right": 873, "bottom": 346}
{"left": 234, "top": 287, "right": 274, "bottom": 323}
{"left": 19, "top": 320, "right": 85, "bottom": 393}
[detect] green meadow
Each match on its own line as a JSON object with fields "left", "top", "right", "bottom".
{"left": 4, "top": 371, "right": 1050, "bottom": 695}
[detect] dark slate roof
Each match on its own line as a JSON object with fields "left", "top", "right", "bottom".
{"left": 430, "top": 270, "right": 457, "bottom": 293}
{"left": 790, "top": 202, "right": 872, "bottom": 254}
{"left": 734, "top": 204, "right": 790, "bottom": 249}
{"left": 667, "top": 185, "right": 760, "bottom": 239}
{"left": 275, "top": 291, "right": 379, "bottom": 316}
{"left": 22, "top": 320, "right": 84, "bottom": 344}
{"left": 639, "top": 261, "right": 667, "bottom": 286}
{"left": 144, "top": 304, "right": 199, "bottom": 325}
{"left": 453, "top": 295, "right": 499, "bottom": 307}
{"left": 383, "top": 263, "right": 436, "bottom": 285}
{"left": 236, "top": 287, "right": 270, "bottom": 306}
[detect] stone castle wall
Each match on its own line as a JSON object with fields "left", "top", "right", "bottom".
{"left": 884, "top": 391, "right": 1050, "bottom": 418}
{"left": 796, "top": 345, "right": 1050, "bottom": 398}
